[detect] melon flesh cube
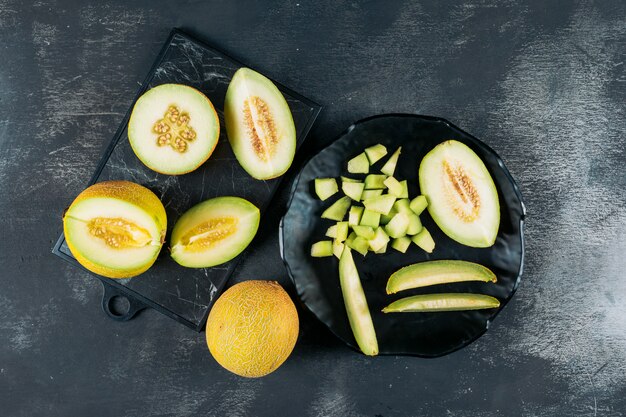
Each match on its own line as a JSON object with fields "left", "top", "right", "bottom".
{"left": 374, "top": 243, "right": 388, "bottom": 254}
{"left": 128, "top": 84, "right": 220, "bottom": 175}
{"left": 380, "top": 147, "right": 401, "bottom": 176}
{"left": 364, "top": 144, "right": 388, "bottom": 164}
{"left": 338, "top": 248, "right": 378, "bottom": 355}
{"left": 363, "top": 195, "right": 396, "bottom": 215}
{"left": 170, "top": 196, "right": 260, "bottom": 268}
{"left": 393, "top": 198, "right": 411, "bottom": 214}
{"left": 364, "top": 174, "right": 387, "bottom": 190}
{"left": 380, "top": 207, "right": 397, "bottom": 225}
{"left": 419, "top": 140, "right": 500, "bottom": 247}
{"left": 342, "top": 181, "right": 365, "bottom": 201}
{"left": 325, "top": 224, "right": 337, "bottom": 238}
{"left": 348, "top": 236, "right": 370, "bottom": 256}
{"left": 398, "top": 180, "right": 409, "bottom": 199}
{"left": 345, "top": 231, "right": 357, "bottom": 247}
{"left": 409, "top": 195, "right": 428, "bottom": 215}
{"left": 315, "top": 178, "right": 338, "bottom": 201}
{"left": 348, "top": 206, "right": 364, "bottom": 226}
{"left": 412, "top": 227, "right": 435, "bottom": 253}
{"left": 311, "top": 241, "right": 333, "bottom": 257}
{"left": 321, "top": 196, "right": 351, "bottom": 221}
{"left": 406, "top": 214, "right": 423, "bottom": 235}
{"left": 333, "top": 240, "right": 345, "bottom": 259}
{"left": 341, "top": 176, "right": 360, "bottom": 183}
{"left": 360, "top": 209, "right": 381, "bottom": 228}
{"left": 384, "top": 176, "right": 404, "bottom": 197}
{"left": 384, "top": 212, "right": 410, "bottom": 238}
{"left": 224, "top": 68, "right": 296, "bottom": 180}
{"left": 360, "top": 189, "right": 383, "bottom": 201}
{"left": 391, "top": 236, "right": 412, "bottom": 253}
{"left": 382, "top": 293, "right": 500, "bottom": 313}
{"left": 335, "top": 221, "right": 349, "bottom": 242}
{"left": 348, "top": 153, "right": 370, "bottom": 174}
{"left": 368, "top": 227, "right": 390, "bottom": 252}
{"left": 352, "top": 225, "right": 375, "bottom": 240}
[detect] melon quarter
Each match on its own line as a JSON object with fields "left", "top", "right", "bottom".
{"left": 419, "top": 140, "right": 500, "bottom": 248}
{"left": 128, "top": 84, "right": 220, "bottom": 175}
{"left": 63, "top": 180, "right": 167, "bottom": 279}
{"left": 224, "top": 68, "right": 296, "bottom": 180}
{"left": 170, "top": 196, "right": 260, "bottom": 268}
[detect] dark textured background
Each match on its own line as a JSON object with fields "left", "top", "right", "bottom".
{"left": 1, "top": 1, "right": 625, "bottom": 416}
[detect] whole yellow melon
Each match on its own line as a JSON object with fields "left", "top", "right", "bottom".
{"left": 206, "top": 280, "right": 299, "bottom": 378}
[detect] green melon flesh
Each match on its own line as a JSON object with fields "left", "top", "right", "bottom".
{"left": 315, "top": 178, "right": 338, "bottom": 201}
{"left": 170, "top": 197, "right": 260, "bottom": 268}
{"left": 386, "top": 260, "right": 497, "bottom": 294}
{"left": 338, "top": 247, "right": 378, "bottom": 355}
{"left": 419, "top": 140, "right": 500, "bottom": 247}
{"left": 128, "top": 84, "right": 220, "bottom": 175}
{"left": 382, "top": 293, "right": 500, "bottom": 313}
{"left": 381, "top": 147, "right": 401, "bottom": 176}
{"left": 224, "top": 68, "right": 296, "bottom": 180}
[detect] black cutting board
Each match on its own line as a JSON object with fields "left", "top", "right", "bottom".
{"left": 52, "top": 29, "right": 321, "bottom": 331}
{"left": 280, "top": 114, "right": 525, "bottom": 356}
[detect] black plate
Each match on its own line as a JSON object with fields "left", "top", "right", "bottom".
{"left": 280, "top": 114, "right": 525, "bottom": 357}
{"left": 52, "top": 29, "right": 321, "bottom": 331}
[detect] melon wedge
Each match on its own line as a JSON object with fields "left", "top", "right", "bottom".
{"left": 224, "top": 68, "right": 296, "bottom": 180}
{"left": 170, "top": 196, "right": 260, "bottom": 268}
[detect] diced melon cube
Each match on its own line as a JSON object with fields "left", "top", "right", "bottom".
{"left": 381, "top": 147, "right": 401, "bottom": 176}
{"left": 384, "top": 212, "right": 410, "bottom": 238}
{"left": 352, "top": 225, "right": 375, "bottom": 240}
{"left": 384, "top": 176, "right": 404, "bottom": 197}
{"left": 398, "top": 180, "right": 409, "bottom": 199}
{"left": 348, "top": 206, "right": 364, "bottom": 226}
{"left": 412, "top": 227, "right": 435, "bottom": 253}
{"left": 380, "top": 207, "right": 397, "bottom": 225}
{"left": 348, "top": 153, "right": 369, "bottom": 174}
{"left": 374, "top": 243, "right": 388, "bottom": 254}
{"left": 348, "top": 236, "right": 369, "bottom": 256}
{"left": 326, "top": 224, "right": 337, "bottom": 238}
{"left": 409, "top": 195, "right": 428, "bottom": 215}
{"left": 360, "top": 209, "right": 381, "bottom": 228}
{"left": 335, "top": 221, "right": 349, "bottom": 242}
{"left": 363, "top": 195, "right": 396, "bottom": 215}
{"left": 333, "top": 240, "right": 345, "bottom": 259}
{"left": 360, "top": 189, "right": 383, "bottom": 200}
{"left": 311, "top": 241, "right": 333, "bottom": 257}
{"left": 341, "top": 176, "right": 360, "bottom": 183}
{"left": 342, "top": 181, "right": 365, "bottom": 201}
{"left": 391, "top": 236, "right": 412, "bottom": 253}
{"left": 314, "top": 178, "right": 338, "bottom": 201}
{"left": 406, "top": 214, "right": 423, "bottom": 235}
{"left": 321, "top": 196, "right": 351, "bottom": 221}
{"left": 364, "top": 174, "right": 387, "bottom": 190}
{"left": 368, "top": 227, "right": 390, "bottom": 252}
{"left": 364, "top": 144, "right": 388, "bottom": 164}
{"left": 345, "top": 231, "right": 357, "bottom": 247}
{"left": 393, "top": 198, "right": 411, "bottom": 214}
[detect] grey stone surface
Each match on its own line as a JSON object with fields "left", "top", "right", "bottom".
{"left": 0, "top": 1, "right": 625, "bottom": 416}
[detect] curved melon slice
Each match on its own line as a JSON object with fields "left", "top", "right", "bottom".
{"left": 224, "top": 68, "right": 296, "bottom": 180}
{"left": 128, "top": 84, "right": 220, "bottom": 175}
{"left": 63, "top": 181, "right": 167, "bottom": 279}
{"left": 170, "top": 197, "right": 260, "bottom": 268}
{"left": 419, "top": 140, "right": 500, "bottom": 248}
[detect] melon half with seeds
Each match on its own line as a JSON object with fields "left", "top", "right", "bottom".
{"left": 419, "top": 140, "right": 500, "bottom": 248}
{"left": 224, "top": 68, "right": 296, "bottom": 180}
{"left": 63, "top": 181, "right": 167, "bottom": 279}
{"left": 128, "top": 84, "right": 220, "bottom": 175}
{"left": 170, "top": 196, "right": 260, "bottom": 268}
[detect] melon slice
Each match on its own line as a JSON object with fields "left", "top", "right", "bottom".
{"left": 170, "top": 197, "right": 260, "bottom": 268}
{"left": 224, "top": 68, "right": 296, "bottom": 180}
{"left": 63, "top": 181, "right": 167, "bottom": 279}
{"left": 128, "top": 84, "right": 220, "bottom": 175}
{"left": 419, "top": 140, "right": 500, "bottom": 248}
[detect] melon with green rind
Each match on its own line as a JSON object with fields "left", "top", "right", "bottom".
{"left": 224, "top": 68, "right": 296, "bottom": 180}
{"left": 63, "top": 180, "right": 167, "bottom": 279}
{"left": 128, "top": 84, "right": 220, "bottom": 175}
{"left": 170, "top": 196, "right": 260, "bottom": 268}
{"left": 419, "top": 140, "right": 500, "bottom": 248}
